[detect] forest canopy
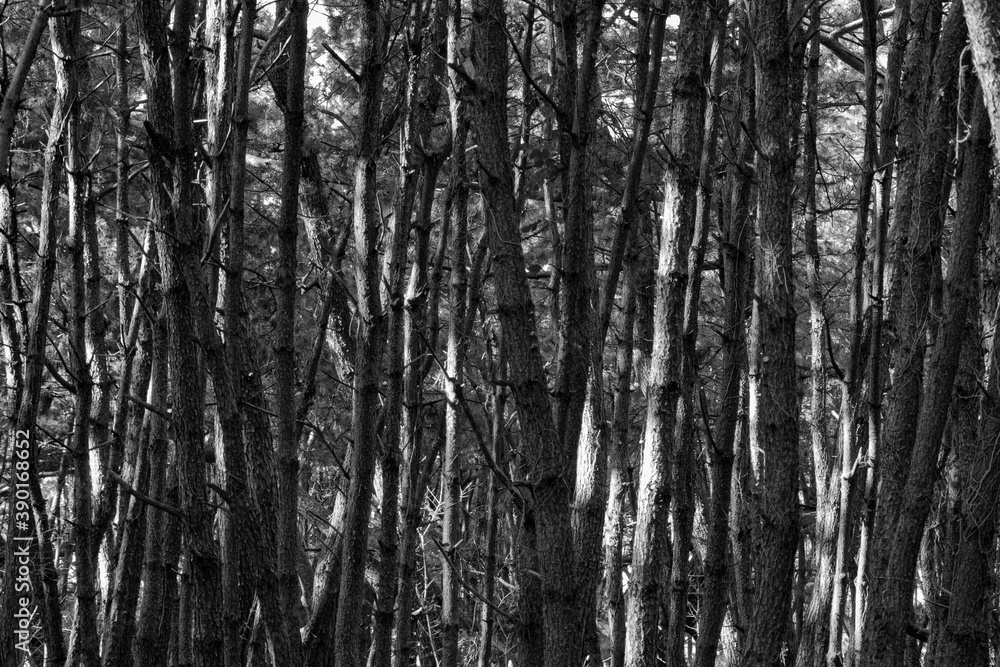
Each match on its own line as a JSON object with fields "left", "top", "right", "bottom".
{"left": 2, "top": 0, "right": 1000, "bottom": 666}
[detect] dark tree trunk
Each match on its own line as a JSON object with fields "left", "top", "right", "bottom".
{"left": 740, "top": 0, "right": 800, "bottom": 663}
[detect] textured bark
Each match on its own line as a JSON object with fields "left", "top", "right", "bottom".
{"left": 965, "top": 0, "right": 1000, "bottom": 155}
{"left": 936, "top": 102, "right": 996, "bottom": 666}
{"left": 136, "top": 1, "right": 225, "bottom": 663}
{"left": 469, "top": 0, "right": 581, "bottom": 661}
{"left": 883, "top": 0, "right": 941, "bottom": 327}
{"left": 133, "top": 324, "right": 178, "bottom": 667}
{"left": 334, "top": 0, "right": 388, "bottom": 660}
{"left": 391, "top": 150, "right": 448, "bottom": 667}
{"left": 604, "top": 225, "right": 638, "bottom": 667}
{"left": 692, "top": 10, "right": 749, "bottom": 667}
{"left": 722, "top": 24, "right": 756, "bottom": 658}
{"left": 862, "top": 55, "right": 988, "bottom": 667}
{"left": 273, "top": 3, "right": 309, "bottom": 662}
{"left": 870, "top": 0, "right": 943, "bottom": 594}
{"left": 740, "top": 0, "right": 800, "bottom": 663}
{"left": 55, "top": 7, "right": 100, "bottom": 664}
{"left": 203, "top": 4, "right": 247, "bottom": 661}
{"left": 826, "top": 1, "right": 883, "bottom": 664}
{"left": 370, "top": 3, "right": 447, "bottom": 662}
{"left": 0, "top": 6, "right": 67, "bottom": 661}
{"left": 563, "top": 0, "right": 607, "bottom": 659}
{"left": 600, "top": 5, "right": 665, "bottom": 664}
{"left": 440, "top": 2, "right": 469, "bottom": 661}
{"left": 795, "top": 3, "right": 834, "bottom": 665}
{"left": 103, "top": 288, "right": 159, "bottom": 667}
{"left": 858, "top": 9, "right": 969, "bottom": 666}
{"left": 222, "top": 1, "right": 304, "bottom": 662}
{"left": 477, "top": 382, "right": 505, "bottom": 667}
{"left": 844, "top": 1, "right": 911, "bottom": 663}
{"left": 624, "top": 1, "right": 707, "bottom": 664}
{"left": 669, "top": 3, "right": 726, "bottom": 665}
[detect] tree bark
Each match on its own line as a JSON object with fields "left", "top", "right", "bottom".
{"left": 334, "top": 0, "right": 388, "bottom": 660}
{"left": 740, "top": 0, "right": 800, "bottom": 663}
{"left": 469, "top": 0, "right": 581, "bottom": 661}
{"left": 625, "top": 0, "right": 706, "bottom": 663}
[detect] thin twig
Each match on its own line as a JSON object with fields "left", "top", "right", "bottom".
{"left": 428, "top": 533, "right": 517, "bottom": 624}
{"left": 108, "top": 470, "right": 183, "bottom": 518}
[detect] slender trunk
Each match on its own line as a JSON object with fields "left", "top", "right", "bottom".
{"left": 55, "top": 7, "right": 99, "bottom": 664}
{"left": 669, "top": 3, "right": 727, "bottom": 664}
{"left": 625, "top": 1, "right": 706, "bottom": 664}
{"left": 370, "top": 3, "right": 447, "bottom": 661}
{"left": 604, "top": 223, "right": 639, "bottom": 667}
{"left": 274, "top": 2, "right": 309, "bottom": 659}
{"left": 133, "top": 317, "right": 178, "bottom": 667}
{"left": 863, "top": 58, "right": 988, "bottom": 667}
{"left": 440, "top": 2, "right": 469, "bottom": 662}
{"left": 859, "top": 9, "right": 970, "bottom": 666}
{"left": 136, "top": 1, "right": 225, "bottom": 662}
{"left": 795, "top": 4, "right": 831, "bottom": 666}
{"left": 477, "top": 378, "right": 506, "bottom": 667}
{"left": 334, "top": 0, "right": 388, "bottom": 660}
{"left": 936, "top": 103, "right": 997, "bottom": 666}
{"left": 470, "top": 0, "right": 580, "bottom": 661}
{"left": 103, "top": 278, "right": 160, "bottom": 667}
{"left": 1, "top": 5, "right": 67, "bottom": 660}
{"left": 391, "top": 153, "right": 447, "bottom": 667}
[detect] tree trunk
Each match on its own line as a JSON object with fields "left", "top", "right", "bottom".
{"left": 936, "top": 101, "right": 997, "bottom": 666}
{"left": 334, "top": 0, "right": 388, "bottom": 660}
{"left": 625, "top": 0, "right": 706, "bottom": 663}
{"left": 469, "top": 0, "right": 581, "bottom": 661}
{"left": 965, "top": 0, "right": 1000, "bottom": 155}
{"left": 740, "top": 0, "right": 800, "bottom": 663}
{"left": 440, "top": 2, "right": 469, "bottom": 661}
{"left": 859, "top": 8, "right": 970, "bottom": 666}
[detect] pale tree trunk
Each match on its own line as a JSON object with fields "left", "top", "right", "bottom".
{"left": 740, "top": 0, "right": 799, "bottom": 663}
{"left": 824, "top": 1, "right": 882, "bottom": 663}
{"left": 440, "top": 0, "right": 469, "bottom": 661}
{"left": 600, "top": 4, "right": 667, "bottom": 664}
{"left": 391, "top": 143, "right": 449, "bottom": 667}
{"left": 202, "top": 3, "right": 248, "bottom": 661}
{"left": 604, "top": 226, "right": 638, "bottom": 667}
{"left": 625, "top": 0, "right": 706, "bottom": 664}
{"left": 370, "top": 1, "right": 447, "bottom": 660}
{"left": 965, "top": 0, "right": 1000, "bottom": 154}
{"left": 794, "top": 3, "right": 832, "bottom": 665}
